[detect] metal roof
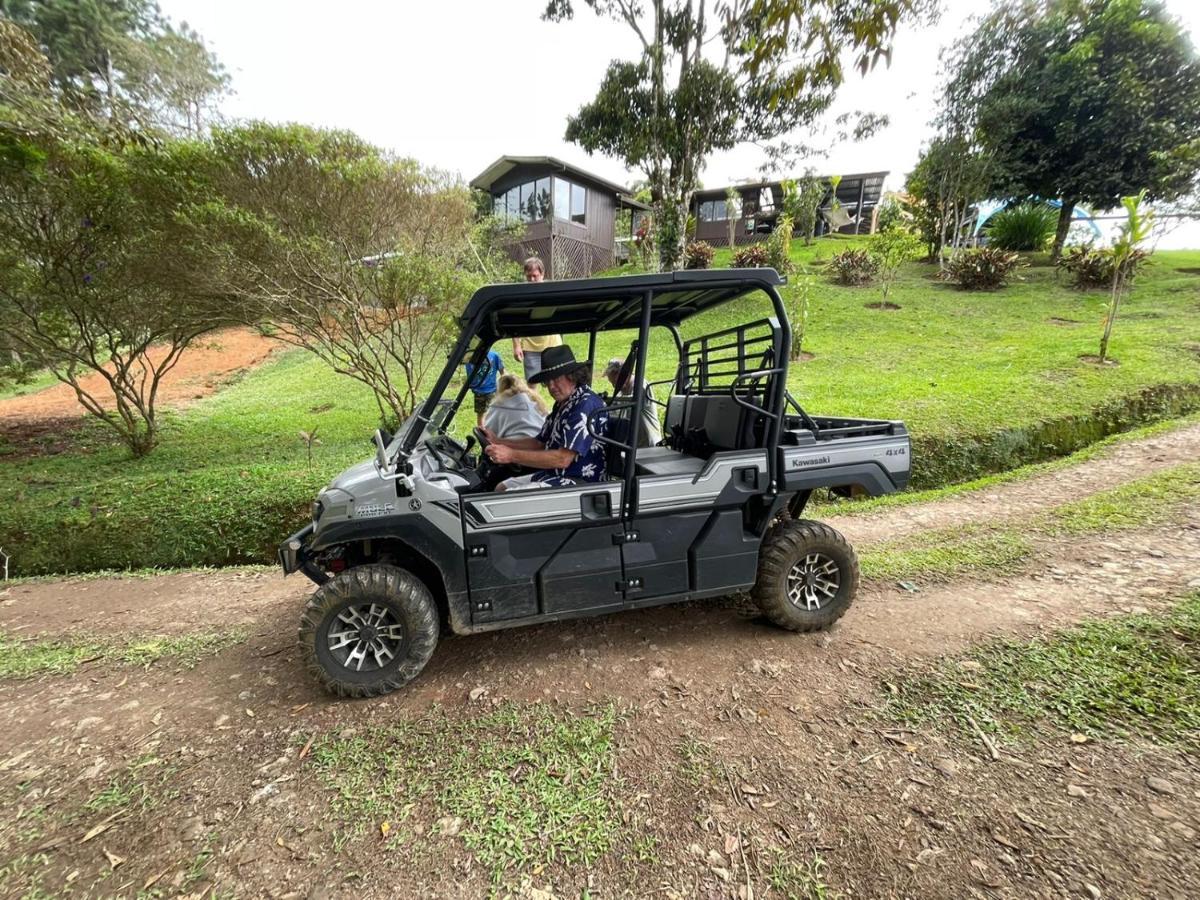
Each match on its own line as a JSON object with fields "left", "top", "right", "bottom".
{"left": 692, "top": 171, "right": 889, "bottom": 200}
{"left": 469, "top": 155, "right": 648, "bottom": 208}
{"left": 461, "top": 268, "right": 786, "bottom": 341}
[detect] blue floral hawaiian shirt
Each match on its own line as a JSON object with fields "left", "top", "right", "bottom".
{"left": 532, "top": 385, "right": 608, "bottom": 486}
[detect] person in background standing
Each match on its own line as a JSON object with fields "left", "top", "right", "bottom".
{"left": 464, "top": 347, "right": 504, "bottom": 425}
{"left": 512, "top": 257, "right": 562, "bottom": 381}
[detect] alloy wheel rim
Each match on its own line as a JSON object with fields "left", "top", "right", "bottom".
{"left": 326, "top": 603, "right": 406, "bottom": 672}
{"left": 786, "top": 553, "right": 840, "bottom": 611}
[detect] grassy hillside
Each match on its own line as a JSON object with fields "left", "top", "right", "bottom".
{"left": 2, "top": 236, "right": 1198, "bottom": 575}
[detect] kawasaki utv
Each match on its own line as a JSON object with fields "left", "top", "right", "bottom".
{"left": 279, "top": 269, "right": 911, "bottom": 697}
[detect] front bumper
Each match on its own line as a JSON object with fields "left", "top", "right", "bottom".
{"left": 278, "top": 523, "right": 329, "bottom": 585}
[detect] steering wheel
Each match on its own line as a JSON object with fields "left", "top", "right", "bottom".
{"left": 472, "top": 426, "right": 491, "bottom": 452}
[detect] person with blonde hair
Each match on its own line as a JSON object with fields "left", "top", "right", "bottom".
{"left": 482, "top": 372, "right": 548, "bottom": 439}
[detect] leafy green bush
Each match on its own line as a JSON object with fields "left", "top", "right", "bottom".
{"left": 942, "top": 247, "right": 1024, "bottom": 290}
{"left": 826, "top": 248, "right": 879, "bottom": 285}
{"left": 984, "top": 202, "right": 1058, "bottom": 251}
{"left": 875, "top": 197, "right": 906, "bottom": 233}
{"left": 683, "top": 240, "right": 715, "bottom": 270}
{"left": 868, "top": 227, "right": 925, "bottom": 299}
{"left": 732, "top": 243, "right": 770, "bottom": 268}
{"left": 763, "top": 215, "right": 794, "bottom": 274}
{"left": 1058, "top": 244, "right": 1152, "bottom": 291}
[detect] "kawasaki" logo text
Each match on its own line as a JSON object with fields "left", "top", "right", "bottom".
{"left": 789, "top": 455, "right": 831, "bottom": 469}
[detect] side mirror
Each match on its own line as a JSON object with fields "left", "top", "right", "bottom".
{"left": 374, "top": 428, "right": 389, "bottom": 470}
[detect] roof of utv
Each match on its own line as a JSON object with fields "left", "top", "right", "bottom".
{"left": 461, "top": 268, "right": 786, "bottom": 341}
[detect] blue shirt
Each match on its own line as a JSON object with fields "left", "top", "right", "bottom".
{"left": 465, "top": 350, "right": 503, "bottom": 394}
{"left": 533, "top": 385, "right": 608, "bottom": 486}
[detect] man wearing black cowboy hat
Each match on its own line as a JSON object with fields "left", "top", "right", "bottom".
{"left": 483, "top": 345, "right": 609, "bottom": 490}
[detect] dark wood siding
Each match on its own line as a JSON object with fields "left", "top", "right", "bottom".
{"left": 487, "top": 161, "right": 621, "bottom": 278}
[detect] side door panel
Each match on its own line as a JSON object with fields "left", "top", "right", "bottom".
{"left": 623, "top": 451, "right": 768, "bottom": 599}
{"left": 461, "top": 483, "right": 624, "bottom": 624}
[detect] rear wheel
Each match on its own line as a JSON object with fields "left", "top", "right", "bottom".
{"left": 752, "top": 520, "right": 858, "bottom": 632}
{"left": 299, "top": 564, "right": 438, "bottom": 698}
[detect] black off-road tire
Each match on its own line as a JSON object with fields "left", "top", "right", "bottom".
{"left": 752, "top": 519, "right": 859, "bottom": 632}
{"left": 298, "top": 564, "right": 438, "bottom": 699}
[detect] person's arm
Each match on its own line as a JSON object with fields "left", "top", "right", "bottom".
{"left": 488, "top": 444, "right": 576, "bottom": 470}
{"left": 512, "top": 338, "right": 523, "bottom": 361}
{"left": 480, "top": 426, "right": 540, "bottom": 451}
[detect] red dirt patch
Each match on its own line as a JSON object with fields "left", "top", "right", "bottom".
{"left": 0, "top": 328, "right": 281, "bottom": 424}
{"left": 865, "top": 301, "right": 902, "bottom": 310}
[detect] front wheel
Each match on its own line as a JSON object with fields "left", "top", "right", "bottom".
{"left": 752, "top": 520, "right": 859, "bottom": 632}
{"left": 298, "top": 565, "right": 439, "bottom": 698}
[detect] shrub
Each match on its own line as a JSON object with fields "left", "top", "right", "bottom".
{"left": 683, "top": 240, "right": 715, "bottom": 270}
{"left": 868, "top": 227, "right": 925, "bottom": 299}
{"left": 732, "top": 243, "right": 770, "bottom": 268}
{"left": 826, "top": 248, "right": 879, "bottom": 285}
{"left": 984, "top": 202, "right": 1058, "bottom": 251}
{"left": 941, "top": 247, "right": 1024, "bottom": 290}
{"left": 875, "top": 197, "right": 906, "bottom": 233}
{"left": 1058, "top": 244, "right": 1153, "bottom": 291}
{"left": 763, "top": 214, "right": 794, "bottom": 274}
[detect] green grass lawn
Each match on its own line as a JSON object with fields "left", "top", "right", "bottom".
{"left": 1, "top": 236, "right": 1198, "bottom": 575}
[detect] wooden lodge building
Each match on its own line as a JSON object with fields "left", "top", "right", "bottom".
{"left": 471, "top": 157, "right": 888, "bottom": 277}
{"left": 470, "top": 156, "right": 649, "bottom": 280}
{"left": 691, "top": 171, "right": 889, "bottom": 245}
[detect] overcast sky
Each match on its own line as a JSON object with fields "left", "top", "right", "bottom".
{"left": 159, "top": 0, "right": 1200, "bottom": 198}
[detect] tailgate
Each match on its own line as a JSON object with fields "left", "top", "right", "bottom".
{"left": 779, "top": 428, "right": 911, "bottom": 495}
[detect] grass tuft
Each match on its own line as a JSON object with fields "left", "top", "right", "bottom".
{"left": 0, "top": 628, "right": 246, "bottom": 679}
{"left": 1044, "top": 462, "right": 1200, "bottom": 535}
{"left": 860, "top": 527, "right": 1032, "bottom": 582}
{"left": 768, "top": 850, "right": 836, "bottom": 900}
{"left": 886, "top": 594, "right": 1200, "bottom": 747}
{"left": 857, "top": 460, "right": 1199, "bottom": 583}
{"left": 307, "top": 702, "right": 622, "bottom": 884}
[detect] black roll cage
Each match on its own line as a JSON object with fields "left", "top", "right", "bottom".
{"left": 402, "top": 269, "right": 794, "bottom": 514}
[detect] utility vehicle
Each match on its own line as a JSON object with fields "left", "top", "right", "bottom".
{"left": 280, "top": 269, "right": 911, "bottom": 697}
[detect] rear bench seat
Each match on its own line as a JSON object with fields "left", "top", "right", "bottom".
{"left": 663, "top": 393, "right": 768, "bottom": 456}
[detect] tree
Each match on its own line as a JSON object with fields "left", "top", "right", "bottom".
{"left": 1098, "top": 190, "right": 1153, "bottom": 363}
{"left": 781, "top": 174, "right": 825, "bottom": 246}
{"left": 0, "top": 132, "right": 232, "bottom": 455}
{"left": 946, "top": 0, "right": 1200, "bottom": 261}
{"left": 868, "top": 227, "right": 923, "bottom": 301}
{"left": 724, "top": 185, "right": 741, "bottom": 248}
{"left": 904, "top": 136, "right": 991, "bottom": 262}
{"left": 203, "top": 123, "right": 497, "bottom": 428}
{"left": 2, "top": 0, "right": 229, "bottom": 135}
{"left": 543, "top": 0, "right": 934, "bottom": 271}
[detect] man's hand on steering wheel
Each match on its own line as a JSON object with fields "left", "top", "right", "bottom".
{"left": 486, "top": 442, "right": 515, "bottom": 464}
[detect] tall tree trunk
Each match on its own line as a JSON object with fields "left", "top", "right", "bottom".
{"left": 657, "top": 197, "right": 687, "bottom": 271}
{"left": 1051, "top": 199, "right": 1075, "bottom": 262}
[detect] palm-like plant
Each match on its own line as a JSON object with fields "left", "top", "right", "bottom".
{"left": 1098, "top": 191, "right": 1154, "bottom": 364}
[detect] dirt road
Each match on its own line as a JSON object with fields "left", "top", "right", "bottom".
{"left": 1, "top": 425, "right": 1198, "bottom": 899}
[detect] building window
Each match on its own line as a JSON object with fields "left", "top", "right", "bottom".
{"left": 553, "top": 176, "right": 570, "bottom": 221}
{"left": 700, "top": 199, "right": 737, "bottom": 222}
{"left": 570, "top": 182, "right": 586, "bottom": 224}
{"left": 759, "top": 186, "right": 775, "bottom": 214}
{"left": 531, "top": 177, "right": 551, "bottom": 219}
{"left": 493, "top": 176, "right": 555, "bottom": 224}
